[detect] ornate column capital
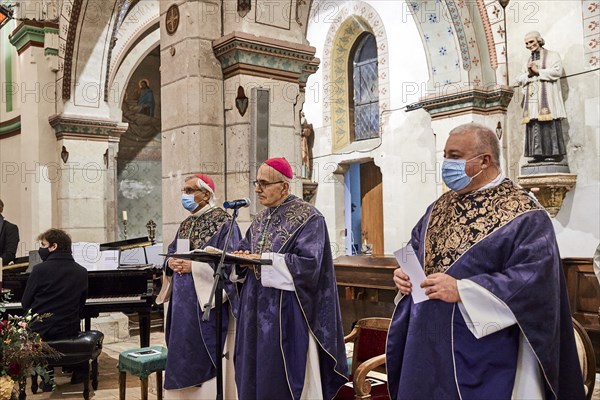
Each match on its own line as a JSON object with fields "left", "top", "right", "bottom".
{"left": 212, "top": 32, "right": 319, "bottom": 87}
{"left": 49, "top": 115, "right": 127, "bottom": 142}
{"left": 408, "top": 85, "right": 514, "bottom": 119}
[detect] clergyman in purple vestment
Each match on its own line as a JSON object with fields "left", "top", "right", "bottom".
{"left": 387, "top": 124, "right": 584, "bottom": 400}
{"left": 232, "top": 158, "right": 348, "bottom": 400}
{"left": 160, "top": 174, "right": 241, "bottom": 399}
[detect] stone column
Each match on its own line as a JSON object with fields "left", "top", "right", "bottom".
{"left": 159, "top": 1, "right": 225, "bottom": 242}
{"left": 7, "top": 20, "right": 59, "bottom": 249}
{"left": 49, "top": 116, "right": 126, "bottom": 242}
{"left": 212, "top": 32, "right": 318, "bottom": 225}
{"left": 415, "top": 86, "right": 514, "bottom": 196}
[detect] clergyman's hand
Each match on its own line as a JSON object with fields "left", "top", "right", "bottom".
{"left": 420, "top": 273, "right": 461, "bottom": 303}
{"left": 168, "top": 258, "right": 192, "bottom": 275}
{"left": 393, "top": 267, "right": 412, "bottom": 295}
{"left": 232, "top": 250, "right": 261, "bottom": 270}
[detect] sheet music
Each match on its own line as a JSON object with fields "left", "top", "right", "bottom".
{"left": 72, "top": 242, "right": 102, "bottom": 270}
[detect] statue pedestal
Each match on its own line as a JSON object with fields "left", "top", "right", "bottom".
{"left": 521, "top": 160, "right": 570, "bottom": 175}
{"left": 302, "top": 179, "right": 318, "bottom": 202}
{"left": 517, "top": 172, "right": 577, "bottom": 217}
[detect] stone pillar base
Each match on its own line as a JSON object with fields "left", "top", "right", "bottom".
{"left": 89, "top": 312, "right": 130, "bottom": 344}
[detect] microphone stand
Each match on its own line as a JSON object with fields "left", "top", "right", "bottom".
{"left": 202, "top": 207, "right": 239, "bottom": 400}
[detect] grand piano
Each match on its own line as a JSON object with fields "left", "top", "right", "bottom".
{"left": 1, "top": 237, "right": 161, "bottom": 348}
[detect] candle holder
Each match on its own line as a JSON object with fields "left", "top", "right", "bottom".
{"left": 146, "top": 219, "right": 157, "bottom": 244}
{"left": 123, "top": 219, "right": 128, "bottom": 239}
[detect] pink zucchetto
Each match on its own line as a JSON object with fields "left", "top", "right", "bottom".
{"left": 264, "top": 157, "right": 293, "bottom": 179}
{"left": 195, "top": 173, "right": 215, "bottom": 194}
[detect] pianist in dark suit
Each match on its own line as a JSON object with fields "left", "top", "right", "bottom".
{"left": 0, "top": 198, "right": 20, "bottom": 265}
{"left": 22, "top": 228, "right": 88, "bottom": 387}
{"left": 22, "top": 228, "right": 88, "bottom": 339}
{"left": 161, "top": 174, "right": 241, "bottom": 399}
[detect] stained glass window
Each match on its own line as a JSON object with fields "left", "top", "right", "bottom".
{"left": 352, "top": 34, "right": 379, "bottom": 141}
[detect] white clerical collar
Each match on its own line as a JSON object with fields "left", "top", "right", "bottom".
{"left": 191, "top": 203, "right": 213, "bottom": 216}
{"left": 477, "top": 172, "right": 505, "bottom": 191}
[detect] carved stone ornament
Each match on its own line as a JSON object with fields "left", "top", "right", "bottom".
{"left": 165, "top": 4, "right": 179, "bottom": 36}
{"left": 517, "top": 173, "right": 577, "bottom": 217}
{"left": 238, "top": 0, "right": 251, "bottom": 17}
{"left": 235, "top": 86, "right": 249, "bottom": 117}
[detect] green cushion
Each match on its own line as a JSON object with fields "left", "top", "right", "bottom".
{"left": 117, "top": 346, "right": 167, "bottom": 379}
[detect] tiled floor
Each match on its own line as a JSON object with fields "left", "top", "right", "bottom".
{"left": 22, "top": 332, "right": 165, "bottom": 400}
{"left": 19, "top": 334, "right": 600, "bottom": 399}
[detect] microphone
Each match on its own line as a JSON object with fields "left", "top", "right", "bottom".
{"left": 223, "top": 198, "right": 251, "bottom": 209}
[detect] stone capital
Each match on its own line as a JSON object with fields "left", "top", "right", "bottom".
{"left": 49, "top": 115, "right": 127, "bottom": 142}
{"left": 212, "top": 31, "right": 319, "bottom": 87}
{"left": 408, "top": 85, "right": 514, "bottom": 119}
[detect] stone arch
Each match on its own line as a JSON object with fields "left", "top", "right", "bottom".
{"left": 321, "top": 1, "right": 391, "bottom": 152}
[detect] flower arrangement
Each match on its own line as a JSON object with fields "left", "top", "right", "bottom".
{"left": 0, "top": 311, "right": 61, "bottom": 400}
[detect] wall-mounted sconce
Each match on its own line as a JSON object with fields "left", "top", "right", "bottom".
{"left": 235, "top": 86, "right": 249, "bottom": 117}
{"left": 61, "top": 146, "right": 69, "bottom": 164}
{"left": 238, "top": 0, "right": 251, "bottom": 17}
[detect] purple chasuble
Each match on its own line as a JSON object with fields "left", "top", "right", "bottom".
{"left": 163, "top": 207, "right": 241, "bottom": 390}
{"left": 386, "top": 180, "right": 585, "bottom": 400}
{"left": 234, "top": 195, "right": 348, "bottom": 400}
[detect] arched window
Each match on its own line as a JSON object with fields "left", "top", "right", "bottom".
{"left": 351, "top": 33, "right": 379, "bottom": 141}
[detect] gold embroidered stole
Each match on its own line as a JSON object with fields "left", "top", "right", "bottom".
{"left": 178, "top": 207, "right": 231, "bottom": 250}
{"left": 423, "top": 180, "right": 542, "bottom": 276}
{"left": 250, "top": 196, "right": 315, "bottom": 253}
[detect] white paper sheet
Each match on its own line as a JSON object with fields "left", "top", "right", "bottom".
{"left": 393, "top": 244, "right": 429, "bottom": 303}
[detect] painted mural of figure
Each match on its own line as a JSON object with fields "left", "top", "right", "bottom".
{"left": 515, "top": 31, "right": 567, "bottom": 163}
{"left": 137, "top": 79, "right": 155, "bottom": 117}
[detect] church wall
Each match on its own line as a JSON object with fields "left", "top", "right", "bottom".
{"left": 505, "top": 0, "right": 600, "bottom": 257}
{"left": 221, "top": 0, "right": 311, "bottom": 45}
{"left": 118, "top": 49, "right": 162, "bottom": 241}
{"left": 305, "top": 0, "right": 437, "bottom": 256}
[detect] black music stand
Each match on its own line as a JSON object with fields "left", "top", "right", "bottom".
{"left": 163, "top": 209, "right": 270, "bottom": 400}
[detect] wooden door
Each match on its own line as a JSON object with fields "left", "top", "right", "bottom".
{"left": 360, "top": 161, "right": 384, "bottom": 256}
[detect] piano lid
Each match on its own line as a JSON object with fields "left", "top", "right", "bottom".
{"left": 99, "top": 236, "right": 152, "bottom": 251}
{"left": 1, "top": 255, "right": 28, "bottom": 272}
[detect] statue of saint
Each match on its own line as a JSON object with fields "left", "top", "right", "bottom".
{"left": 515, "top": 31, "right": 567, "bottom": 163}
{"left": 300, "top": 111, "right": 314, "bottom": 179}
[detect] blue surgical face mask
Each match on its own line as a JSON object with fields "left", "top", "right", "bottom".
{"left": 181, "top": 194, "right": 199, "bottom": 213}
{"left": 442, "top": 155, "right": 484, "bottom": 192}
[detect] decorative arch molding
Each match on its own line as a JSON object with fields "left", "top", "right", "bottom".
{"left": 321, "top": 1, "right": 390, "bottom": 152}
{"left": 58, "top": 0, "right": 84, "bottom": 101}
{"left": 105, "top": 0, "right": 160, "bottom": 101}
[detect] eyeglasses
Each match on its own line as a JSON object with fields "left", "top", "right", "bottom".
{"left": 253, "top": 180, "right": 284, "bottom": 189}
{"left": 181, "top": 188, "right": 203, "bottom": 195}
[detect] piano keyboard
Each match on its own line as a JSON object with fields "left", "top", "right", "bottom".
{"left": 4, "top": 296, "right": 145, "bottom": 309}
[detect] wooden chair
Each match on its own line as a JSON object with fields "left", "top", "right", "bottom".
{"left": 334, "top": 317, "right": 391, "bottom": 400}
{"left": 572, "top": 317, "right": 596, "bottom": 400}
